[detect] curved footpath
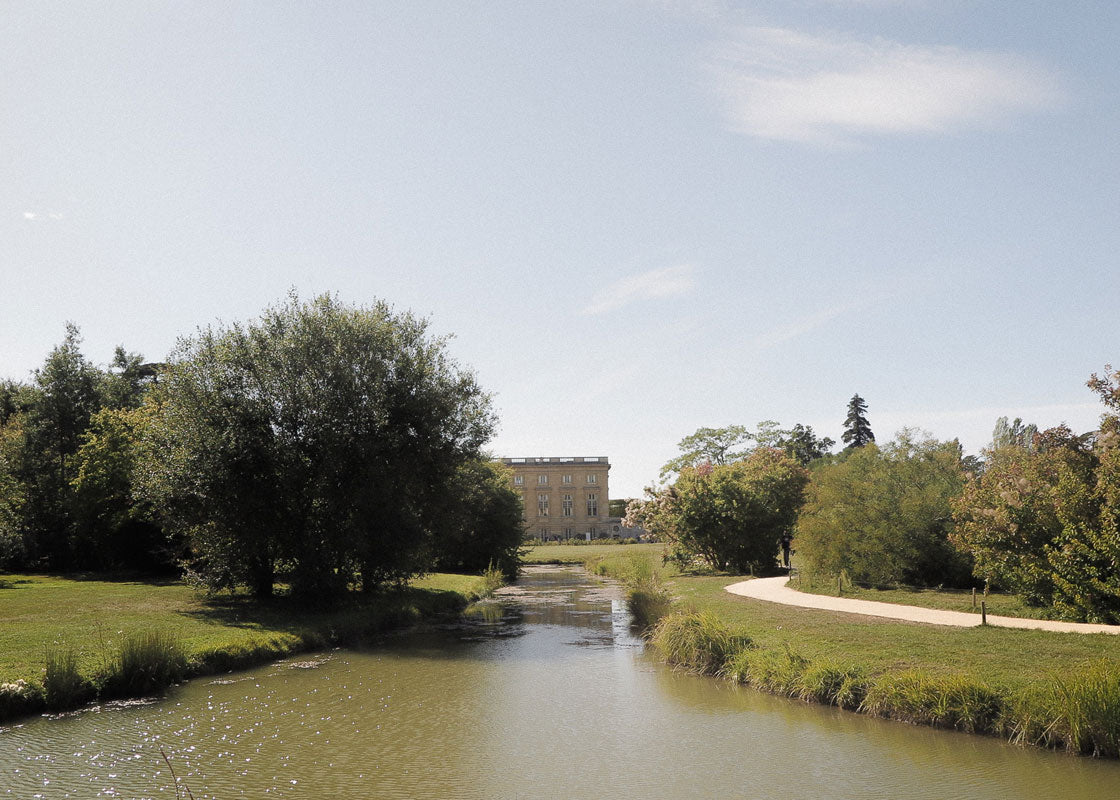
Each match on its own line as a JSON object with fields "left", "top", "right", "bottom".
{"left": 725, "top": 576, "right": 1120, "bottom": 635}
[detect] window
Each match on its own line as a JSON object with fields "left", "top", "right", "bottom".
{"left": 562, "top": 474, "right": 572, "bottom": 484}
{"left": 586, "top": 473, "right": 597, "bottom": 484}
{"left": 538, "top": 494, "right": 549, "bottom": 516}
{"left": 586, "top": 493, "right": 598, "bottom": 517}
{"left": 513, "top": 475, "right": 523, "bottom": 486}
{"left": 562, "top": 494, "right": 573, "bottom": 517}
{"left": 564, "top": 528, "right": 573, "bottom": 538}
{"left": 538, "top": 474, "right": 548, "bottom": 485}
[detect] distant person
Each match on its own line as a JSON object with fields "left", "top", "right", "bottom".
{"left": 780, "top": 534, "right": 792, "bottom": 569}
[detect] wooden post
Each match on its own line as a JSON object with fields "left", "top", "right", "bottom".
{"left": 972, "top": 587, "right": 976, "bottom": 610}
{"left": 838, "top": 575, "right": 842, "bottom": 596}
{"left": 981, "top": 601, "right": 987, "bottom": 626}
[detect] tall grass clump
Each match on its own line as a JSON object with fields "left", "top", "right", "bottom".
{"left": 861, "top": 670, "right": 1003, "bottom": 734}
{"left": 44, "top": 647, "right": 93, "bottom": 710}
{"left": 105, "top": 630, "right": 188, "bottom": 697}
{"left": 478, "top": 563, "right": 506, "bottom": 598}
{"left": 0, "top": 679, "right": 45, "bottom": 718}
{"left": 650, "top": 610, "right": 752, "bottom": 675}
{"left": 725, "top": 644, "right": 808, "bottom": 696}
{"left": 796, "top": 660, "right": 870, "bottom": 709}
{"left": 1007, "top": 660, "right": 1120, "bottom": 757}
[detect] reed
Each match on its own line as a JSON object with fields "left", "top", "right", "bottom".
{"left": 861, "top": 670, "right": 1003, "bottom": 734}
{"left": 105, "top": 630, "right": 188, "bottom": 697}
{"left": 1006, "top": 660, "right": 1120, "bottom": 756}
{"left": 725, "top": 645, "right": 808, "bottom": 696}
{"left": 650, "top": 610, "right": 752, "bottom": 675}
{"left": 44, "top": 647, "right": 93, "bottom": 710}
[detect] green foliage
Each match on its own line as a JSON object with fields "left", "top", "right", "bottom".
{"left": 137, "top": 293, "right": 495, "bottom": 599}
{"left": 103, "top": 630, "right": 188, "bottom": 697}
{"left": 841, "top": 393, "right": 875, "bottom": 450}
{"left": 634, "top": 449, "right": 808, "bottom": 573}
{"left": 649, "top": 610, "right": 752, "bottom": 675}
{"left": 1008, "top": 660, "right": 1120, "bottom": 756}
{"left": 861, "top": 670, "right": 1004, "bottom": 733}
{"left": 0, "top": 679, "right": 45, "bottom": 718}
{"left": 660, "top": 425, "right": 753, "bottom": 479}
{"left": 44, "top": 646, "right": 94, "bottom": 710}
{"left": 431, "top": 460, "right": 524, "bottom": 579}
{"left": 991, "top": 416, "right": 1039, "bottom": 451}
{"left": 951, "top": 422, "right": 1120, "bottom": 620}
{"left": 797, "top": 431, "right": 971, "bottom": 587}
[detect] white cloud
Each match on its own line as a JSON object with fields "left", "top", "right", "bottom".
{"left": 581, "top": 264, "right": 696, "bottom": 315}
{"left": 709, "top": 26, "right": 1061, "bottom": 144}
{"left": 22, "top": 210, "right": 63, "bottom": 221}
{"left": 23, "top": 211, "right": 38, "bottom": 220}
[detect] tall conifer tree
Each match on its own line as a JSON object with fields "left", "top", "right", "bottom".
{"left": 842, "top": 394, "right": 875, "bottom": 450}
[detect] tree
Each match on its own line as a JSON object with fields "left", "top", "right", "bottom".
{"left": 660, "top": 425, "right": 753, "bottom": 480}
{"left": 18, "top": 324, "right": 106, "bottom": 567}
{"left": 841, "top": 394, "right": 874, "bottom": 450}
{"left": 431, "top": 459, "right": 524, "bottom": 579}
{"left": 991, "top": 416, "right": 1039, "bottom": 451}
{"left": 798, "top": 431, "right": 970, "bottom": 587}
{"left": 137, "top": 294, "right": 496, "bottom": 599}
{"left": 635, "top": 448, "right": 808, "bottom": 573}
{"left": 70, "top": 403, "right": 171, "bottom": 571}
{"left": 780, "top": 423, "right": 835, "bottom": 465}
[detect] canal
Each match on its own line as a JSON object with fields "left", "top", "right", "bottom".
{"left": 3, "top": 565, "right": 1120, "bottom": 798}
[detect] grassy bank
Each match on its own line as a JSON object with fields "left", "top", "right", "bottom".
{"left": 791, "top": 572, "right": 1059, "bottom": 620}
{"left": 521, "top": 542, "right": 665, "bottom": 565}
{"left": 0, "top": 570, "right": 498, "bottom": 722}
{"left": 591, "top": 550, "right": 1120, "bottom": 758}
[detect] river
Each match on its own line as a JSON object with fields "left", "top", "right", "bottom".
{"left": 3, "top": 565, "right": 1120, "bottom": 799}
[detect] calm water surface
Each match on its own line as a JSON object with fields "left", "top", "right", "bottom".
{"left": 4, "top": 566, "right": 1120, "bottom": 799}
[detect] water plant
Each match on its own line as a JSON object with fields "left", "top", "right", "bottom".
{"left": 104, "top": 630, "right": 188, "bottom": 697}
{"left": 650, "top": 610, "right": 752, "bottom": 675}
{"left": 44, "top": 647, "right": 93, "bottom": 710}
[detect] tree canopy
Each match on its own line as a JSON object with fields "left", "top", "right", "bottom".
{"left": 137, "top": 293, "right": 499, "bottom": 598}
{"left": 841, "top": 394, "right": 875, "bottom": 450}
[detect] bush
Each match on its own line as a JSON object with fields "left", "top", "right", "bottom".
{"left": 0, "top": 679, "right": 45, "bottom": 719}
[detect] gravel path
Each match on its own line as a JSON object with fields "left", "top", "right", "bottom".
{"left": 724, "top": 576, "right": 1120, "bottom": 635}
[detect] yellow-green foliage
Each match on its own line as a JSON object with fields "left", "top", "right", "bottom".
{"left": 861, "top": 670, "right": 1004, "bottom": 733}
{"left": 1007, "top": 660, "right": 1120, "bottom": 757}
{"left": 650, "top": 611, "right": 752, "bottom": 675}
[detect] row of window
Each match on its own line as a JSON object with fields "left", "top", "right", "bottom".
{"left": 535, "top": 493, "right": 598, "bottom": 517}
{"left": 513, "top": 473, "right": 598, "bottom": 486}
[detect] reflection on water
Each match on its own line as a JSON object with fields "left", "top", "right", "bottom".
{"left": 3, "top": 565, "right": 1120, "bottom": 799}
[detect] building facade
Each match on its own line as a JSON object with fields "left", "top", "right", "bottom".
{"left": 498, "top": 456, "right": 612, "bottom": 541}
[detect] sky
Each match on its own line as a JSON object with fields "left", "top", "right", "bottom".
{"left": 2, "top": 1, "right": 1118, "bottom": 498}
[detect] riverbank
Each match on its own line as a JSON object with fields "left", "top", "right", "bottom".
{"left": 570, "top": 548, "right": 1120, "bottom": 758}
{"left": 0, "top": 570, "right": 500, "bottom": 723}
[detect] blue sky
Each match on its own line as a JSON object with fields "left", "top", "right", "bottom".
{"left": 3, "top": 1, "right": 1118, "bottom": 497}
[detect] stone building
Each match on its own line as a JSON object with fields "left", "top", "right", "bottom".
{"left": 497, "top": 456, "right": 612, "bottom": 541}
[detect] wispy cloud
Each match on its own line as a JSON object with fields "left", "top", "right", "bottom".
{"left": 22, "top": 210, "right": 64, "bottom": 221}
{"left": 745, "top": 303, "right": 852, "bottom": 351}
{"left": 581, "top": 264, "right": 696, "bottom": 315}
{"left": 708, "top": 26, "right": 1061, "bottom": 145}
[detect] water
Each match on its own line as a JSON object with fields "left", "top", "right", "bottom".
{"left": 3, "top": 566, "right": 1120, "bottom": 799}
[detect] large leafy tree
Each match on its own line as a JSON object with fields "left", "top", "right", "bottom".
{"left": 798, "top": 431, "right": 970, "bottom": 587}
{"left": 431, "top": 459, "right": 524, "bottom": 579}
{"left": 841, "top": 394, "right": 875, "bottom": 450}
{"left": 138, "top": 294, "right": 496, "bottom": 599}
{"left": 660, "top": 425, "right": 753, "bottom": 479}
{"left": 18, "top": 324, "right": 106, "bottom": 567}
{"left": 634, "top": 448, "right": 808, "bottom": 573}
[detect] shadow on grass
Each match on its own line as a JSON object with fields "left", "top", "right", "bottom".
{"left": 0, "top": 578, "right": 34, "bottom": 589}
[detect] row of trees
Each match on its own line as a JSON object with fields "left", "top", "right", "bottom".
{"left": 628, "top": 382, "right": 1120, "bottom": 623}
{"left": 0, "top": 295, "right": 524, "bottom": 598}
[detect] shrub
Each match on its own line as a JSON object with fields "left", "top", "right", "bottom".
{"left": 0, "top": 679, "right": 45, "bottom": 719}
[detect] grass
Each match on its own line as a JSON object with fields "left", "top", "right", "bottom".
{"left": 0, "top": 569, "right": 498, "bottom": 720}
{"left": 521, "top": 542, "right": 665, "bottom": 565}
{"left": 791, "top": 572, "right": 1060, "bottom": 620}
{"left": 594, "top": 549, "right": 1120, "bottom": 757}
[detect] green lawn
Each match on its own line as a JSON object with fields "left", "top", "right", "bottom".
{"left": 790, "top": 575, "right": 1057, "bottom": 620}
{"left": 668, "top": 572, "right": 1120, "bottom": 691}
{"left": 0, "top": 572, "right": 487, "bottom": 685}
{"left": 521, "top": 542, "right": 666, "bottom": 564}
